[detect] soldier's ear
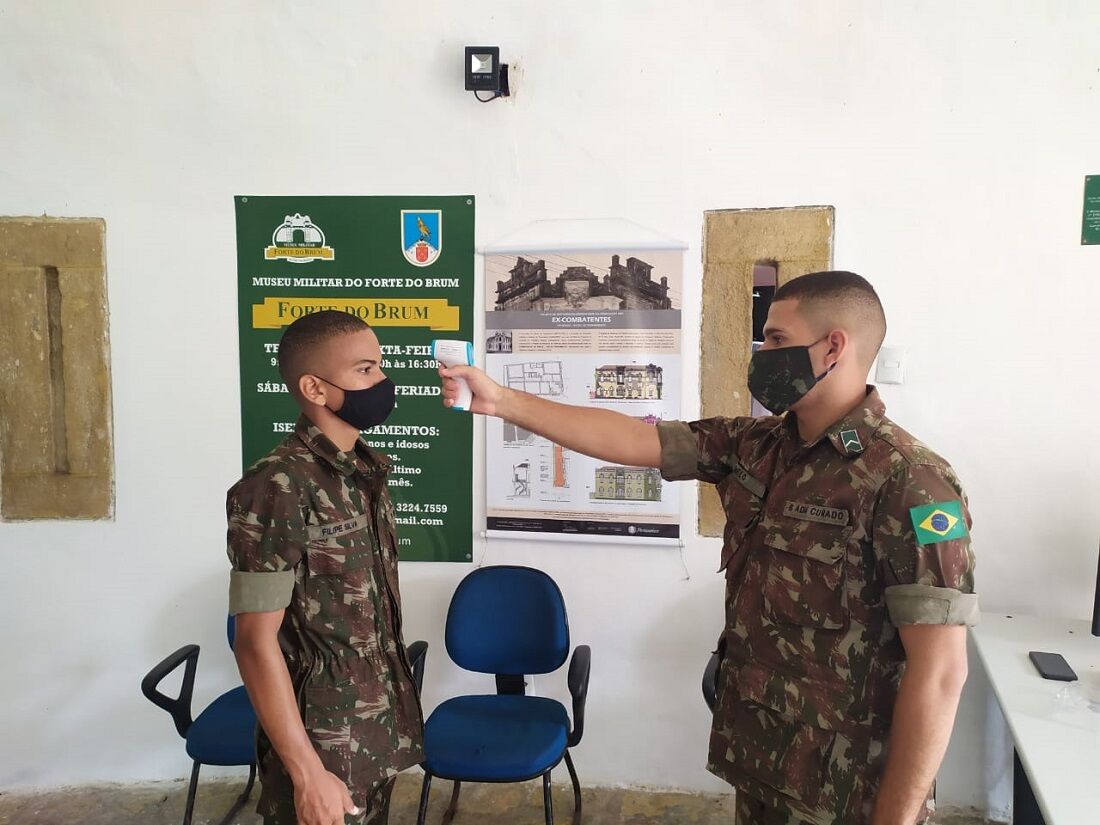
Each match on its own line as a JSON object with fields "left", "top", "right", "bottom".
{"left": 826, "top": 329, "right": 849, "bottom": 367}
{"left": 298, "top": 374, "right": 327, "bottom": 406}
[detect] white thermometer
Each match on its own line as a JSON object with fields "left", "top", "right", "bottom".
{"left": 431, "top": 339, "right": 474, "bottom": 411}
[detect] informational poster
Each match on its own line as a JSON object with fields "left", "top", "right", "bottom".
{"left": 1083, "top": 175, "right": 1100, "bottom": 245}
{"left": 483, "top": 233, "right": 683, "bottom": 542}
{"left": 235, "top": 195, "right": 474, "bottom": 562}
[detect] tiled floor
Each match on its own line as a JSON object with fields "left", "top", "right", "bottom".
{"left": 0, "top": 773, "right": 994, "bottom": 825}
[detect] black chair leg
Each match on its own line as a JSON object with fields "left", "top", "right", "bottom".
{"left": 442, "top": 780, "right": 462, "bottom": 825}
{"left": 215, "top": 762, "right": 257, "bottom": 825}
{"left": 182, "top": 761, "right": 201, "bottom": 825}
{"left": 417, "top": 771, "right": 433, "bottom": 825}
{"left": 543, "top": 771, "right": 554, "bottom": 825}
{"left": 564, "top": 750, "right": 582, "bottom": 824}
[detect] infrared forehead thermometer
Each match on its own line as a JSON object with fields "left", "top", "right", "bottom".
{"left": 431, "top": 340, "right": 474, "bottom": 411}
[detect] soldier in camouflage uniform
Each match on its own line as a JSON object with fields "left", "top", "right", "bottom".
{"left": 439, "top": 272, "right": 977, "bottom": 824}
{"left": 229, "top": 310, "right": 423, "bottom": 825}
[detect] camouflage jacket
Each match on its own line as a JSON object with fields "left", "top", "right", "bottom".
{"left": 226, "top": 416, "right": 424, "bottom": 804}
{"left": 658, "top": 388, "right": 978, "bottom": 824}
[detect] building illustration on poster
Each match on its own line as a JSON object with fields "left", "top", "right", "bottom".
{"left": 486, "top": 330, "right": 513, "bottom": 353}
{"left": 482, "top": 219, "right": 685, "bottom": 543}
{"left": 594, "top": 363, "right": 663, "bottom": 400}
{"left": 265, "top": 213, "right": 334, "bottom": 263}
{"left": 494, "top": 254, "right": 673, "bottom": 311}
{"left": 591, "top": 466, "right": 663, "bottom": 502}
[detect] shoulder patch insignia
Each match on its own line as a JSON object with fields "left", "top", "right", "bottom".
{"left": 909, "top": 501, "right": 968, "bottom": 545}
{"left": 839, "top": 429, "right": 864, "bottom": 454}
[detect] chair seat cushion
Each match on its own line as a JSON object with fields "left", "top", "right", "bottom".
{"left": 186, "top": 685, "right": 257, "bottom": 766}
{"left": 423, "top": 695, "right": 570, "bottom": 781}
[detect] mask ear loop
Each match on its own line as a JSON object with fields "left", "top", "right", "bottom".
{"left": 311, "top": 375, "right": 349, "bottom": 415}
{"left": 314, "top": 375, "right": 351, "bottom": 393}
{"left": 810, "top": 335, "right": 839, "bottom": 382}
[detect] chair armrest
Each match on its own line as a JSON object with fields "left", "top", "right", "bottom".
{"left": 567, "top": 644, "right": 591, "bottom": 747}
{"left": 407, "top": 640, "right": 428, "bottom": 696}
{"left": 141, "top": 644, "right": 200, "bottom": 738}
{"left": 702, "top": 651, "right": 719, "bottom": 713}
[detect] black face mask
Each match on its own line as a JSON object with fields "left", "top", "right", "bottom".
{"left": 747, "top": 337, "right": 834, "bottom": 415}
{"left": 317, "top": 376, "right": 396, "bottom": 431}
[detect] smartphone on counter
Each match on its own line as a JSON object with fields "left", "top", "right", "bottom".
{"left": 1028, "top": 651, "right": 1078, "bottom": 682}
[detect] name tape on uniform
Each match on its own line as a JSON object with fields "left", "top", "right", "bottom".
{"left": 783, "top": 501, "right": 850, "bottom": 527}
{"left": 732, "top": 461, "right": 766, "bottom": 498}
{"left": 307, "top": 513, "right": 371, "bottom": 541}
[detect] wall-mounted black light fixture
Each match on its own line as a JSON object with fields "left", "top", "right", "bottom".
{"left": 465, "top": 46, "right": 510, "bottom": 102}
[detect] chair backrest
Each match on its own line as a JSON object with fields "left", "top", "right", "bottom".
{"left": 445, "top": 566, "right": 569, "bottom": 676}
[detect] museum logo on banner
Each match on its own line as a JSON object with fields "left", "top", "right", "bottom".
{"left": 401, "top": 210, "right": 442, "bottom": 267}
{"left": 265, "top": 213, "right": 335, "bottom": 263}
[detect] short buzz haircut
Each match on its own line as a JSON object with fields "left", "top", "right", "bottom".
{"left": 772, "top": 271, "right": 887, "bottom": 367}
{"left": 278, "top": 310, "right": 370, "bottom": 392}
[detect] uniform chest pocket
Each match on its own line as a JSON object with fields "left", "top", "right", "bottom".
{"left": 761, "top": 513, "right": 851, "bottom": 630}
{"left": 305, "top": 514, "right": 375, "bottom": 576}
{"left": 305, "top": 537, "right": 377, "bottom": 625}
{"left": 306, "top": 543, "right": 373, "bottom": 576}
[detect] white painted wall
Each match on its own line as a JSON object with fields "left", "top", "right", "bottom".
{"left": 2, "top": 2, "right": 1098, "bottom": 818}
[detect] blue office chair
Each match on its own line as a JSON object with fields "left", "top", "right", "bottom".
{"left": 142, "top": 617, "right": 431, "bottom": 825}
{"left": 417, "top": 566, "right": 591, "bottom": 825}
{"left": 141, "top": 617, "right": 258, "bottom": 825}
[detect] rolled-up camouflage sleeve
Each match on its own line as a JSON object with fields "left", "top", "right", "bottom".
{"left": 874, "top": 463, "right": 979, "bottom": 627}
{"left": 226, "top": 470, "right": 305, "bottom": 615}
{"left": 656, "top": 417, "right": 747, "bottom": 484}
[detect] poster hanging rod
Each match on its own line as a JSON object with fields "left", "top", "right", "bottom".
{"left": 482, "top": 529, "right": 681, "bottom": 547}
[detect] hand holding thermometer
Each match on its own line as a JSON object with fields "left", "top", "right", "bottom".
{"left": 431, "top": 340, "right": 474, "bottom": 411}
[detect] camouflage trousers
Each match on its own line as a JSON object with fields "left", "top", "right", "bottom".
{"left": 734, "top": 792, "right": 930, "bottom": 825}
{"left": 259, "top": 773, "right": 396, "bottom": 825}
{"left": 735, "top": 792, "right": 814, "bottom": 825}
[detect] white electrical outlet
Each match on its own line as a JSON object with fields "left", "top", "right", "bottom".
{"left": 876, "top": 346, "right": 906, "bottom": 385}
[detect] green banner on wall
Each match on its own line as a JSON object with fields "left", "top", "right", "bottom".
{"left": 1084, "top": 175, "right": 1100, "bottom": 245}
{"left": 234, "top": 195, "right": 474, "bottom": 562}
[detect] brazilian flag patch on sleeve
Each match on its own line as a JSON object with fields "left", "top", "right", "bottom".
{"left": 909, "top": 500, "right": 969, "bottom": 545}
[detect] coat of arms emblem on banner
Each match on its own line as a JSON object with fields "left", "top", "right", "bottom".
{"left": 401, "top": 210, "right": 442, "bottom": 267}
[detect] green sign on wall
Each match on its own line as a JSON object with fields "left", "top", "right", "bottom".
{"left": 234, "top": 195, "right": 474, "bottom": 562}
{"left": 1084, "top": 176, "right": 1100, "bottom": 245}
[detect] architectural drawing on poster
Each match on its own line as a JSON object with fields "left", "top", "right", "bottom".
{"left": 553, "top": 445, "right": 568, "bottom": 488}
{"left": 503, "top": 422, "right": 536, "bottom": 444}
{"left": 511, "top": 461, "right": 531, "bottom": 498}
{"left": 593, "top": 364, "right": 663, "bottom": 400}
{"left": 504, "top": 361, "right": 565, "bottom": 396}
{"left": 591, "top": 466, "right": 663, "bottom": 502}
